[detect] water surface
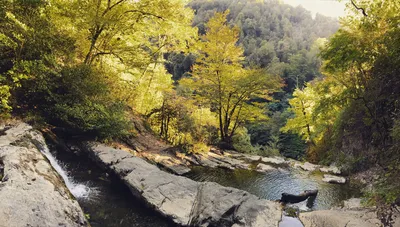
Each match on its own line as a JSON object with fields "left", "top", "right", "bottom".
{"left": 185, "top": 166, "right": 360, "bottom": 210}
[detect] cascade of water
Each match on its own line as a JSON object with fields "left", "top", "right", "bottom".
{"left": 38, "top": 143, "right": 91, "bottom": 199}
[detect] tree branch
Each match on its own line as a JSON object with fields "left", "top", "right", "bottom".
{"left": 124, "top": 10, "right": 164, "bottom": 20}
{"left": 351, "top": 0, "right": 368, "bottom": 17}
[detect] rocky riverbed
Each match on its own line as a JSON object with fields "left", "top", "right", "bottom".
{"left": 138, "top": 147, "right": 347, "bottom": 185}
{"left": 82, "top": 142, "right": 282, "bottom": 226}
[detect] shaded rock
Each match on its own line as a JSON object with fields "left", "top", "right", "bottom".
{"left": 322, "top": 174, "right": 346, "bottom": 184}
{"left": 256, "top": 163, "right": 276, "bottom": 172}
{"left": 319, "top": 165, "right": 341, "bottom": 175}
{"left": 193, "top": 154, "right": 220, "bottom": 168}
{"left": 140, "top": 152, "right": 191, "bottom": 175}
{"left": 239, "top": 154, "right": 262, "bottom": 162}
{"left": 207, "top": 152, "right": 250, "bottom": 170}
{"left": 0, "top": 122, "right": 87, "bottom": 227}
{"left": 85, "top": 143, "right": 282, "bottom": 226}
{"left": 159, "top": 158, "right": 191, "bottom": 175}
{"left": 300, "top": 210, "right": 381, "bottom": 227}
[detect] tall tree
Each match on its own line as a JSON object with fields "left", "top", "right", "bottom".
{"left": 181, "top": 11, "right": 281, "bottom": 148}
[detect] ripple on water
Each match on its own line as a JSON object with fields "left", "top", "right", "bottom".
{"left": 185, "top": 166, "right": 360, "bottom": 210}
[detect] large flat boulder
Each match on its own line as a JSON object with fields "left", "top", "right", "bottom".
{"left": 293, "top": 162, "right": 320, "bottom": 172}
{"left": 256, "top": 163, "right": 276, "bottom": 172}
{"left": 300, "top": 210, "right": 381, "bottom": 227}
{"left": 261, "top": 156, "right": 288, "bottom": 166}
{"left": 0, "top": 122, "right": 87, "bottom": 227}
{"left": 322, "top": 174, "right": 346, "bottom": 184}
{"left": 85, "top": 142, "right": 282, "bottom": 227}
{"left": 319, "top": 165, "right": 341, "bottom": 175}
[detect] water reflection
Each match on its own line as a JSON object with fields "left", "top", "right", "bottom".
{"left": 185, "top": 166, "right": 360, "bottom": 210}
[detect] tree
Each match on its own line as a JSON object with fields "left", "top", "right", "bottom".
{"left": 181, "top": 11, "right": 282, "bottom": 148}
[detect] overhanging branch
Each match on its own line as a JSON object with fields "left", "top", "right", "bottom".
{"left": 351, "top": 0, "right": 368, "bottom": 17}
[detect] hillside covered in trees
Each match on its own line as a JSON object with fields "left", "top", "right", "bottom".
{"left": 1, "top": 0, "right": 400, "bottom": 218}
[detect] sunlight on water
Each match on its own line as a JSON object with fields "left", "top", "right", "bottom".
{"left": 185, "top": 166, "right": 360, "bottom": 210}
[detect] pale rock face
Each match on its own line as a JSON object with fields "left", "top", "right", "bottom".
{"left": 86, "top": 142, "right": 282, "bottom": 227}
{"left": 294, "top": 162, "right": 320, "bottom": 172}
{"left": 256, "top": 163, "right": 276, "bottom": 172}
{"left": 0, "top": 122, "right": 87, "bottom": 227}
{"left": 300, "top": 210, "right": 381, "bottom": 227}
{"left": 261, "top": 156, "right": 288, "bottom": 165}
{"left": 319, "top": 166, "right": 341, "bottom": 175}
{"left": 322, "top": 174, "right": 346, "bottom": 184}
{"left": 343, "top": 198, "right": 363, "bottom": 209}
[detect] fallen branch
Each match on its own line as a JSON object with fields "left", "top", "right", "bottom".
{"left": 280, "top": 190, "right": 318, "bottom": 208}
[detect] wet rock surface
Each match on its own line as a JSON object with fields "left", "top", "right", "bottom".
{"left": 84, "top": 142, "right": 282, "bottom": 227}
{"left": 0, "top": 122, "right": 87, "bottom": 227}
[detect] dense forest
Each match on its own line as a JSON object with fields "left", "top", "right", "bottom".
{"left": 1, "top": 0, "right": 400, "bottom": 214}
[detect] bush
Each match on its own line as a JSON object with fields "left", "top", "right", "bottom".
{"left": 17, "top": 64, "right": 131, "bottom": 140}
{"left": 232, "top": 127, "right": 257, "bottom": 153}
{"left": 191, "top": 142, "right": 210, "bottom": 154}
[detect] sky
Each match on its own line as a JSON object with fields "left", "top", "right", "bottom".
{"left": 282, "top": 0, "right": 348, "bottom": 18}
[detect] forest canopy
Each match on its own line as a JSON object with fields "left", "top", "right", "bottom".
{"left": 0, "top": 0, "right": 339, "bottom": 157}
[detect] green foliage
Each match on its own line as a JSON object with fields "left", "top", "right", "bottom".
{"left": 281, "top": 0, "right": 400, "bottom": 210}
{"left": 189, "top": 0, "right": 338, "bottom": 92}
{"left": 232, "top": 127, "right": 256, "bottom": 153}
{"left": 181, "top": 11, "right": 282, "bottom": 148}
{"left": 28, "top": 65, "right": 131, "bottom": 139}
{"left": 147, "top": 90, "right": 218, "bottom": 152}
{"left": 0, "top": 0, "right": 73, "bottom": 116}
{"left": 191, "top": 142, "right": 210, "bottom": 154}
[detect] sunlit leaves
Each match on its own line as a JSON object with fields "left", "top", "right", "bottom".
{"left": 181, "top": 11, "right": 282, "bottom": 145}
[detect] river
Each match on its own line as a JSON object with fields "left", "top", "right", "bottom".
{"left": 44, "top": 139, "right": 359, "bottom": 226}
{"left": 185, "top": 166, "right": 360, "bottom": 211}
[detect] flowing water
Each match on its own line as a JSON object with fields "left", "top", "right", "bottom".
{"left": 185, "top": 166, "right": 360, "bottom": 211}
{"left": 40, "top": 142, "right": 172, "bottom": 227}
{"left": 39, "top": 144, "right": 91, "bottom": 198}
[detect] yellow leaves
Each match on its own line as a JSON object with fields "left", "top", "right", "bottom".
{"left": 132, "top": 63, "right": 174, "bottom": 115}
{"left": 282, "top": 79, "right": 339, "bottom": 144}
{"left": 5, "top": 12, "right": 30, "bottom": 32}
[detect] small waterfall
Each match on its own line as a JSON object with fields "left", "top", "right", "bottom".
{"left": 36, "top": 139, "right": 91, "bottom": 199}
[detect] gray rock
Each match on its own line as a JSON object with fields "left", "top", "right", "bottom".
{"left": 239, "top": 154, "right": 262, "bottom": 162}
{"left": 261, "top": 156, "right": 288, "bottom": 165}
{"left": 343, "top": 198, "right": 363, "bottom": 209}
{"left": 159, "top": 158, "right": 192, "bottom": 175}
{"left": 0, "top": 122, "right": 87, "bottom": 227}
{"left": 294, "top": 162, "right": 320, "bottom": 172}
{"left": 86, "top": 143, "right": 282, "bottom": 226}
{"left": 300, "top": 210, "right": 381, "bottom": 227}
{"left": 319, "top": 165, "right": 341, "bottom": 175}
{"left": 207, "top": 152, "right": 250, "bottom": 170}
{"left": 256, "top": 163, "right": 276, "bottom": 172}
{"left": 322, "top": 174, "right": 346, "bottom": 184}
